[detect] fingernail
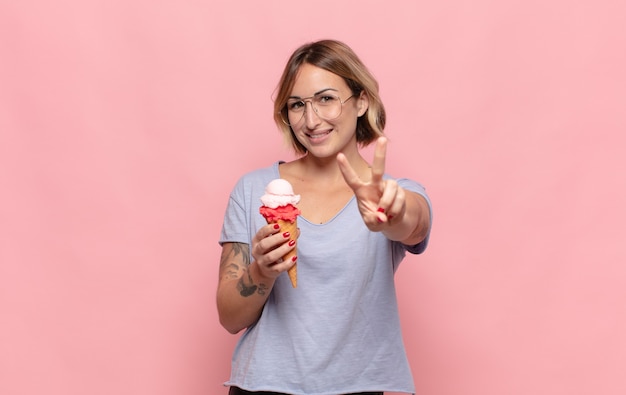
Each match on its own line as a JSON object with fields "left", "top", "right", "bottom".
{"left": 283, "top": 232, "right": 290, "bottom": 238}
{"left": 377, "top": 207, "right": 385, "bottom": 213}
{"left": 377, "top": 216, "right": 384, "bottom": 223}
{"left": 274, "top": 224, "right": 280, "bottom": 229}
{"left": 292, "top": 256, "right": 298, "bottom": 262}
{"left": 388, "top": 215, "right": 394, "bottom": 220}
{"left": 288, "top": 239, "right": 296, "bottom": 246}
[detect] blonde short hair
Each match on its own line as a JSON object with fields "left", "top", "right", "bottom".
{"left": 273, "top": 40, "right": 386, "bottom": 155}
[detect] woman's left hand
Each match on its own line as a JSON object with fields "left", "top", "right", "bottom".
{"left": 337, "top": 136, "right": 406, "bottom": 232}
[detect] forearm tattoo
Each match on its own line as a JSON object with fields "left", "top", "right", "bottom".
{"left": 220, "top": 243, "right": 268, "bottom": 297}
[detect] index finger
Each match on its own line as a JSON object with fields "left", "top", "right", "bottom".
{"left": 337, "top": 152, "right": 363, "bottom": 191}
{"left": 370, "top": 137, "right": 387, "bottom": 185}
{"left": 256, "top": 222, "right": 280, "bottom": 241}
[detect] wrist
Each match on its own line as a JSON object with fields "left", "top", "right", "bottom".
{"left": 250, "top": 260, "right": 276, "bottom": 287}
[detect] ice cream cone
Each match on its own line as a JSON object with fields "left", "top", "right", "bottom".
{"left": 259, "top": 179, "right": 301, "bottom": 288}
{"left": 267, "top": 218, "right": 298, "bottom": 288}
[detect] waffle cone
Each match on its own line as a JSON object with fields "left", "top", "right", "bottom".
{"left": 264, "top": 218, "right": 298, "bottom": 288}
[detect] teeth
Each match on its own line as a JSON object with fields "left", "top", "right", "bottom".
{"left": 308, "top": 131, "right": 329, "bottom": 138}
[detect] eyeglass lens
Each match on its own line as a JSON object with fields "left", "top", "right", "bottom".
{"left": 283, "top": 94, "right": 346, "bottom": 126}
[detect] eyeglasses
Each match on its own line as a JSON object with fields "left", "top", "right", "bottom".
{"left": 280, "top": 92, "right": 355, "bottom": 126}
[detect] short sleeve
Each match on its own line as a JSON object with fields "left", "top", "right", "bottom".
{"left": 396, "top": 177, "right": 432, "bottom": 255}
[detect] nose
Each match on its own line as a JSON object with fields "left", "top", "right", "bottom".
{"left": 303, "top": 100, "right": 321, "bottom": 128}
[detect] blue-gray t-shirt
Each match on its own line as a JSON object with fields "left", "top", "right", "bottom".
{"left": 219, "top": 162, "right": 431, "bottom": 395}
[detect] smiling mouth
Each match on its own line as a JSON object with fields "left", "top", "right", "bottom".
{"left": 306, "top": 130, "right": 331, "bottom": 139}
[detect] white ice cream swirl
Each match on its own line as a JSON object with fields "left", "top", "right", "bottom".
{"left": 260, "top": 179, "right": 300, "bottom": 208}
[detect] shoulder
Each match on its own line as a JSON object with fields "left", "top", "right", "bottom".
{"left": 384, "top": 174, "right": 428, "bottom": 195}
{"left": 231, "top": 162, "right": 282, "bottom": 193}
{"left": 226, "top": 162, "right": 283, "bottom": 211}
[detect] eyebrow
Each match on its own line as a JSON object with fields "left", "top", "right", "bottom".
{"left": 288, "top": 88, "right": 339, "bottom": 100}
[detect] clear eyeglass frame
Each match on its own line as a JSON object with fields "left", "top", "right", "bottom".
{"left": 279, "top": 93, "right": 355, "bottom": 126}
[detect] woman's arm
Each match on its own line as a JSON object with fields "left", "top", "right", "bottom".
{"left": 217, "top": 224, "right": 298, "bottom": 334}
{"left": 382, "top": 189, "right": 431, "bottom": 246}
{"left": 217, "top": 242, "right": 273, "bottom": 334}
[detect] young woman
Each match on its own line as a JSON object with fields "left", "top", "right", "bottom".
{"left": 218, "top": 39, "right": 432, "bottom": 395}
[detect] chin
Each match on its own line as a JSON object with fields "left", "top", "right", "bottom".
{"left": 306, "top": 146, "right": 338, "bottom": 160}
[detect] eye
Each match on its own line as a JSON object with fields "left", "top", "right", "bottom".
{"left": 316, "top": 95, "right": 339, "bottom": 105}
{"left": 287, "top": 100, "right": 305, "bottom": 111}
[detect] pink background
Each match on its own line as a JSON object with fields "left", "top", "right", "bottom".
{"left": 1, "top": 1, "right": 625, "bottom": 394}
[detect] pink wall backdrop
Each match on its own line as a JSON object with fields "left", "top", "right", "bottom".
{"left": 1, "top": 1, "right": 625, "bottom": 394}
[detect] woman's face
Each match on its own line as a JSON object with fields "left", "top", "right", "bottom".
{"left": 287, "top": 63, "right": 367, "bottom": 159}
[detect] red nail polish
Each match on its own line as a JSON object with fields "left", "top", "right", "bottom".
{"left": 292, "top": 256, "right": 298, "bottom": 262}
{"left": 388, "top": 215, "right": 394, "bottom": 220}
{"left": 377, "top": 216, "right": 383, "bottom": 223}
{"left": 377, "top": 207, "right": 385, "bottom": 213}
{"left": 288, "top": 239, "right": 296, "bottom": 246}
{"left": 273, "top": 224, "right": 280, "bottom": 229}
{"left": 283, "top": 232, "right": 290, "bottom": 238}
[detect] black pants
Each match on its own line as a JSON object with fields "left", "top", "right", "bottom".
{"left": 229, "top": 386, "right": 383, "bottom": 395}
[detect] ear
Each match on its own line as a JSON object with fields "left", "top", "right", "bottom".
{"left": 357, "top": 91, "right": 369, "bottom": 117}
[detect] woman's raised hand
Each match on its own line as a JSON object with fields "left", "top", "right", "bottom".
{"left": 337, "top": 137, "right": 407, "bottom": 232}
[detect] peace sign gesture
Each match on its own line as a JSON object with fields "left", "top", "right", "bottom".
{"left": 337, "top": 137, "right": 407, "bottom": 233}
